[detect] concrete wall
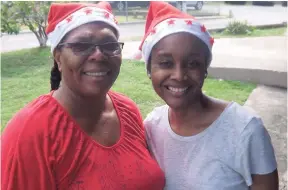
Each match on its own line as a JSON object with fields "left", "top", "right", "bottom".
{"left": 208, "top": 67, "right": 287, "bottom": 88}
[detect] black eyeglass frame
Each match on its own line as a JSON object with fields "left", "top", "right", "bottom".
{"left": 57, "top": 41, "right": 125, "bottom": 57}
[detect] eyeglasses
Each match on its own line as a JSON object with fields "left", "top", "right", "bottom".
{"left": 57, "top": 42, "right": 124, "bottom": 57}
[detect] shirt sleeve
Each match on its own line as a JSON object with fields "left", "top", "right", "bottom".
{"left": 234, "top": 117, "right": 277, "bottom": 186}
{"left": 1, "top": 113, "right": 57, "bottom": 190}
{"left": 143, "top": 111, "right": 156, "bottom": 154}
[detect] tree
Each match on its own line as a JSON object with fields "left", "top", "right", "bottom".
{"left": 1, "top": 1, "right": 51, "bottom": 47}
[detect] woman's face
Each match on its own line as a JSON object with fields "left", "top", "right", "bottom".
{"left": 54, "top": 22, "right": 122, "bottom": 97}
{"left": 150, "top": 32, "right": 208, "bottom": 110}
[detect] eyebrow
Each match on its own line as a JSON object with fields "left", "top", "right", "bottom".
{"left": 71, "top": 35, "right": 116, "bottom": 43}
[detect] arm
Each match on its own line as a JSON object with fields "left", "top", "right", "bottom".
{"left": 1, "top": 115, "right": 57, "bottom": 190}
{"left": 250, "top": 169, "right": 278, "bottom": 190}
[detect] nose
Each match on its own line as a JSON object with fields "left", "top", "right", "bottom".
{"left": 87, "top": 46, "right": 106, "bottom": 61}
{"left": 171, "top": 65, "right": 187, "bottom": 81}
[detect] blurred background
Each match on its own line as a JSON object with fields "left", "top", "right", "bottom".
{"left": 102, "top": 1, "right": 287, "bottom": 23}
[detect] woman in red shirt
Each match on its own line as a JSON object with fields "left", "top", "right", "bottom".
{"left": 1, "top": 2, "right": 165, "bottom": 190}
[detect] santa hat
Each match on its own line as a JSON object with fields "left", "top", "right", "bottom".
{"left": 133, "top": 1, "right": 214, "bottom": 68}
{"left": 46, "top": 2, "right": 119, "bottom": 53}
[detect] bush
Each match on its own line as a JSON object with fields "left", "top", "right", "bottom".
{"left": 224, "top": 20, "right": 254, "bottom": 35}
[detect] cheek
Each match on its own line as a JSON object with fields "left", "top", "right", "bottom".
{"left": 60, "top": 53, "right": 83, "bottom": 73}
{"left": 108, "top": 56, "right": 122, "bottom": 73}
{"left": 150, "top": 70, "right": 166, "bottom": 93}
{"left": 189, "top": 72, "right": 205, "bottom": 89}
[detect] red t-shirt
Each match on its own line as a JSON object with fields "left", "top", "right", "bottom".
{"left": 1, "top": 91, "right": 165, "bottom": 190}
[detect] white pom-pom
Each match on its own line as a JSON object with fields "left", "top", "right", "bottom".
{"left": 132, "top": 49, "right": 142, "bottom": 60}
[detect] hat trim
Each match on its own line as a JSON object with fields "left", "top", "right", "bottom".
{"left": 48, "top": 7, "right": 119, "bottom": 52}
{"left": 141, "top": 18, "right": 213, "bottom": 68}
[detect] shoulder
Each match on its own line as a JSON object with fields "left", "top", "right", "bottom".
{"left": 109, "top": 91, "right": 140, "bottom": 113}
{"left": 2, "top": 94, "right": 62, "bottom": 144}
{"left": 218, "top": 102, "right": 262, "bottom": 135}
{"left": 208, "top": 102, "right": 265, "bottom": 153}
{"left": 225, "top": 102, "right": 268, "bottom": 142}
{"left": 143, "top": 105, "right": 169, "bottom": 131}
{"left": 216, "top": 102, "right": 273, "bottom": 153}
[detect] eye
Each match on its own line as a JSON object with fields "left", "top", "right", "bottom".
{"left": 187, "top": 60, "right": 201, "bottom": 69}
{"left": 101, "top": 43, "right": 120, "bottom": 52}
{"left": 159, "top": 61, "right": 172, "bottom": 68}
{"left": 70, "top": 43, "right": 93, "bottom": 52}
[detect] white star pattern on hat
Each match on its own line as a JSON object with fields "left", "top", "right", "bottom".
{"left": 142, "top": 18, "right": 214, "bottom": 67}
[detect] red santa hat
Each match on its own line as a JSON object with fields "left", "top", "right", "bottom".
{"left": 46, "top": 2, "right": 119, "bottom": 53}
{"left": 133, "top": 1, "right": 214, "bottom": 68}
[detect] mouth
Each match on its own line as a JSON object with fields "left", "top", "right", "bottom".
{"left": 83, "top": 71, "right": 109, "bottom": 77}
{"left": 165, "top": 86, "right": 190, "bottom": 96}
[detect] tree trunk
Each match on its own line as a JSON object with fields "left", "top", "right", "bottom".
{"left": 31, "top": 27, "right": 47, "bottom": 47}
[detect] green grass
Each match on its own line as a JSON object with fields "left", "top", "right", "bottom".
{"left": 1, "top": 48, "right": 256, "bottom": 131}
{"left": 119, "top": 27, "right": 287, "bottom": 42}
{"left": 115, "top": 15, "right": 144, "bottom": 23}
{"left": 211, "top": 27, "right": 287, "bottom": 38}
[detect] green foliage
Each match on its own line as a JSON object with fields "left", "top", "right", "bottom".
{"left": 210, "top": 27, "right": 286, "bottom": 38}
{"left": 224, "top": 20, "right": 254, "bottom": 35}
{"left": 1, "top": 1, "right": 51, "bottom": 46}
{"left": 1, "top": 2, "right": 21, "bottom": 34}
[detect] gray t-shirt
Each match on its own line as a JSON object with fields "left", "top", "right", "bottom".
{"left": 144, "top": 102, "right": 277, "bottom": 190}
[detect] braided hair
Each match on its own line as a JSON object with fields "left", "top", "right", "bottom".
{"left": 50, "top": 60, "right": 61, "bottom": 91}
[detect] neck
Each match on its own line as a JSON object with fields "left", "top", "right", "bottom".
{"left": 53, "top": 84, "right": 107, "bottom": 121}
{"left": 169, "top": 93, "right": 210, "bottom": 128}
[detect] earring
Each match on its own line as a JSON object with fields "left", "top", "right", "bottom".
{"left": 205, "top": 71, "right": 208, "bottom": 78}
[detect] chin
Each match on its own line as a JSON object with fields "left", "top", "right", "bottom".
{"left": 81, "top": 86, "right": 110, "bottom": 97}
{"left": 165, "top": 99, "right": 190, "bottom": 110}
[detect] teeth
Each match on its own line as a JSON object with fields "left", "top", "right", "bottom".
{"left": 85, "top": 72, "right": 107, "bottom": 76}
{"left": 168, "top": 87, "right": 188, "bottom": 92}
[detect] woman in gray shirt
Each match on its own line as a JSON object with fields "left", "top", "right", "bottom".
{"left": 133, "top": 1, "right": 278, "bottom": 190}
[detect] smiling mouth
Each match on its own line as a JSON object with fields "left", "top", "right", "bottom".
{"left": 84, "top": 71, "right": 109, "bottom": 77}
{"left": 165, "top": 86, "right": 190, "bottom": 95}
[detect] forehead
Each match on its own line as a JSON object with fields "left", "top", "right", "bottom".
{"left": 152, "top": 32, "right": 208, "bottom": 57}
{"left": 64, "top": 22, "right": 118, "bottom": 42}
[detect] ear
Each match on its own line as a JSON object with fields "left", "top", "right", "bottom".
{"left": 53, "top": 49, "right": 62, "bottom": 72}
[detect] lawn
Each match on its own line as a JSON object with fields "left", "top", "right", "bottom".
{"left": 116, "top": 15, "right": 144, "bottom": 23}
{"left": 211, "top": 27, "right": 287, "bottom": 38}
{"left": 1, "top": 48, "right": 256, "bottom": 131}
{"left": 119, "top": 27, "right": 287, "bottom": 41}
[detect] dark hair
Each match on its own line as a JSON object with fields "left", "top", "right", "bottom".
{"left": 50, "top": 59, "right": 61, "bottom": 91}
